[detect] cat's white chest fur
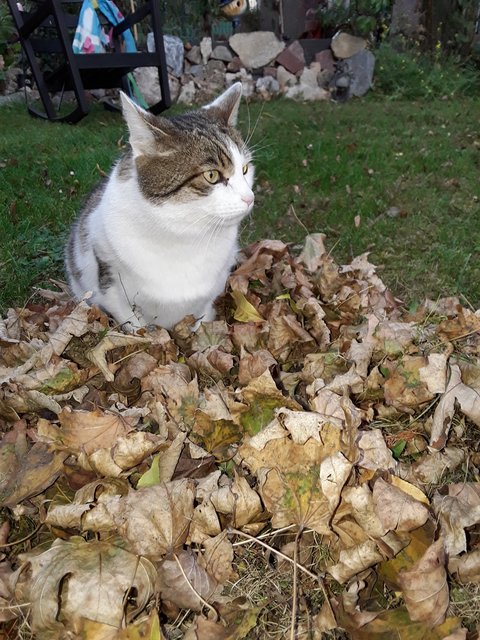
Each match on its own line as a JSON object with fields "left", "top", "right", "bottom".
{"left": 65, "top": 82, "right": 254, "bottom": 330}
{"left": 86, "top": 174, "right": 240, "bottom": 328}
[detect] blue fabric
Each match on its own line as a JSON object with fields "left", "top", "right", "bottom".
{"left": 73, "top": 0, "right": 137, "bottom": 54}
{"left": 97, "top": 0, "right": 137, "bottom": 53}
{"left": 73, "top": 0, "right": 109, "bottom": 53}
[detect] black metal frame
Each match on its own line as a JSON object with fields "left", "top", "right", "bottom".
{"left": 6, "top": 0, "right": 171, "bottom": 123}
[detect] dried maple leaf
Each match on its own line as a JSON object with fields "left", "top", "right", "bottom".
{"left": 45, "top": 407, "right": 132, "bottom": 456}
{"left": 373, "top": 477, "right": 430, "bottom": 533}
{"left": 158, "top": 549, "right": 221, "bottom": 611}
{"left": 383, "top": 356, "right": 434, "bottom": 413}
{"left": 430, "top": 364, "right": 480, "bottom": 450}
{"left": 356, "top": 430, "right": 397, "bottom": 472}
{"left": 83, "top": 480, "right": 195, "bottom": 558}
{"left": 433, "top": 483, "right": 480, "bottom": 556}
{"left": 19, "top": 537, "right": 156, "bottom": 635}
{"left": 209, "top": 473, "right": 263, "bottom": 529}
{"left": 449, "top": 549, "right": 480, "bottom": 584}
{"left": 328, "top": 539, "right": 385, "bottom": 583}
{"left": 87, "top": 331, "right": 151, "bottom": 382}
{"left": 0, "top": 441, "right": 67, "bottom": 507}
{"left": 258, "top": 452, "right": 352, "bottom": 533}
{"left": 398, "top": 538, "right": 449, "bottom": 628}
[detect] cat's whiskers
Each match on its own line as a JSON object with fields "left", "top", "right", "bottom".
{"left": 245, "top": 102, "right": 265, "bottom": 148}
{"left": 203, "top": 216, "right": 224, "bottom": 258}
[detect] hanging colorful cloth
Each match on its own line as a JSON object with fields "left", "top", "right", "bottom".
{"left": 72, "top": 0, "right": 110, "bottom": 53}
{"left": 72, "top": 0, "right": 149, "bottom": 108}
{"left": 73, "top": 0, "right": 137, "bottom": 54}
{"left": 96, "top": 0, "right": 137, "bottom": 52}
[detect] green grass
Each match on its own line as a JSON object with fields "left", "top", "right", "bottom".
{"left": 1, "top": 95, "right": 479, "bottom": 312}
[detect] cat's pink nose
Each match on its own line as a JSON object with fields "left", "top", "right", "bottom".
{"left": 242, "top": 193, "right": 254, "bottom": 206}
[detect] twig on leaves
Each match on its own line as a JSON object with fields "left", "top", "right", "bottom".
{"left": 173, "top": 553, "right": 218, "bottom": 621}
{"left": 228, "top": 527, "right": 324, "bottom": 582}
{"left": 290, "top": 527, "right": 302, "bottom": 640}
{"left": 0, "top": 523, "right": 43, "bottom": 549}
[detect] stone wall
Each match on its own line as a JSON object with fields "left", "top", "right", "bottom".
{"left": 134, "top": 30, "right": 376, "bottom": 106}
{"left": 0, "top": 30, "right": 375, "bottom": 106}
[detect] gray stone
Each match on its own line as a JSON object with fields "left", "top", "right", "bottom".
{"left": 315, "top": 49, "right": 336, "bottom": 74}
{"left": 286, "top": 66, "right": 330, "bottom": 101}
{"left": 0, "top": 91, "right": 25, "bottom": 105}
{"left": 211, "top": 45, "right": 233, "bottom": 63}
{"left": 331, "top": 31, "right": 367, "bottom": 59}
{"left": 147, "top": 33, "right": 183, "bottom": 77}
{"left": 133, "top": 68, "right": 180, "bottom": 104}
{"left": 225, "top": 72, "right": 240, "bottom": 87}
{"left": 168, "top": 74, "right": 180, "bottom": 102}
{"left": 4, "top": 67, "right": 22, "bottom": 94}
{"left": 229, "top": 31, "right": 285, "bottom": 69}
{"left": 205, "top": 69, "right": 225, "bottom": 92}
{"left": 343, "top": 49, "right": 375, "bottom": 97}
{"left": 238, "top": 68, "right": 255, "bottom": 99}
{"left": 276, "top": 65, "right": 297, "bottom": 90}
{"left": 177, "top": 80, "right": 196, "bottom": 105}
{"left": 206, "top": 59, "right": 226, "bottom": 77}
{"left": 185, "top": 45, "right": 202, "bottom": 65}
{"left": 318, "top": 69, "right": 334, "bottom": 88}
{"left": 133, "top": 67, "right": 161, "bottom": 105}
{"left": 164, "top": 35, "right": 184, "bottom": 77}
{"left": 200, "top": 37, "right": 212, "bottom": 64}
{"left": 256, "top": 76, "right": 280, "bottom": 98}
{"left": 300, "top": 63, "right": 321, "bottom": 89}
{"left": 189, "top": 64, "right": 205, "bottom": 79}
{"left": 227, "top": 57, "right": 243, "bottom": 72}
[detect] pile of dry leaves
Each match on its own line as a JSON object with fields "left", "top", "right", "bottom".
{"left": 1, "top": 234, "right": 480, "bottom": 640}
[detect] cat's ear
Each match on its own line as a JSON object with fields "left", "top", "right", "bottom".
{"left": 120, "top": 92, "right": 170, "bottom": 156}
{"left": 204, "top": 82, "right": 242, "bottom": 127}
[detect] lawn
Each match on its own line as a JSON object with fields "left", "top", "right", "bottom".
{"left": 0, "top": 95, "right": 479, "bottom": 312}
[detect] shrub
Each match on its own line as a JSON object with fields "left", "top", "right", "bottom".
{"left": 373, "top": 42, "right": 480, "bottom": 99}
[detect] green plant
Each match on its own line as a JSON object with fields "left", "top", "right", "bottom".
{"left": 316, "top": 0, "right": 393, "bottom": 40}
{"left": 0, "top": 3, "right": 19, "bottom": 78}
{"left": 374, "top": 42, "right": 480, "bottom": 99}
{"left": 160, "top": 0, "right": 220, "bottom": 42}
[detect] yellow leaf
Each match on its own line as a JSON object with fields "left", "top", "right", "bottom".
{"left": 391, "top": 475, "right": 430, "bottom": 505}
{"left": 137, "top": 454, "right": 161, "bottom": 488}
{"left": 230, "top": 291, "right": 264, "bottom": 323}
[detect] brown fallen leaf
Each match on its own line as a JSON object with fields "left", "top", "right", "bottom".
{"left": 258, "top": 452, "right": 352, "bottom": 533}
{"left": 209, "top": 474, "right": 263, "bottom": 529}
{"left": 19, "top": 537, "right": 156, "bottom": 635}
{"left": 43, "top": 407, "right": 132, "bottom": 457}
{"left": 449, "top": 550, "right": 480, "bottom": 584}
{"left": 430, "top": 364, "right": 480, "bottom": 450}
{"left": 432, "top": 484, "right": 480, "bottom": 556}
{"left": 158, "top": 549, "right": 221, "bottom": 611}
{"left": 328, "top": 539, "right": 385, "bottom": 583}
{"left": 398, "top": 538, "right": 449, "bottom": 628}
{"left": 1, "top": 442, "right": 67, "bottom": 507}
{"left": 373, "top": 477, "right": 430, "bottom": 533}
{"left": 83, "top": 480, "right": 195, "bottom": 559}
{"left": 87, "top": 331, "right": 151, "bottom": 382}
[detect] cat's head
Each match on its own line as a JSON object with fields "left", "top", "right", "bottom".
{"left": 120, "top": 83, "right": 254, "bottom": 232}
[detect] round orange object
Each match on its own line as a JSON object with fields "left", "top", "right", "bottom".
{"left": 220, "top": 0, "right": 248, "bottom": 18}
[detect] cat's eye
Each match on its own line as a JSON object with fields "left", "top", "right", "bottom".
{"left": 242, "top": 164, "right": 249, "bottom": 175}
{"left": 204, "top": 170, "right": 220, "bottom": 184}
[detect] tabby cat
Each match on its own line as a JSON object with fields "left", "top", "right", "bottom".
{"left": 65, "top": 82, "right": 254, "bottom": 330}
